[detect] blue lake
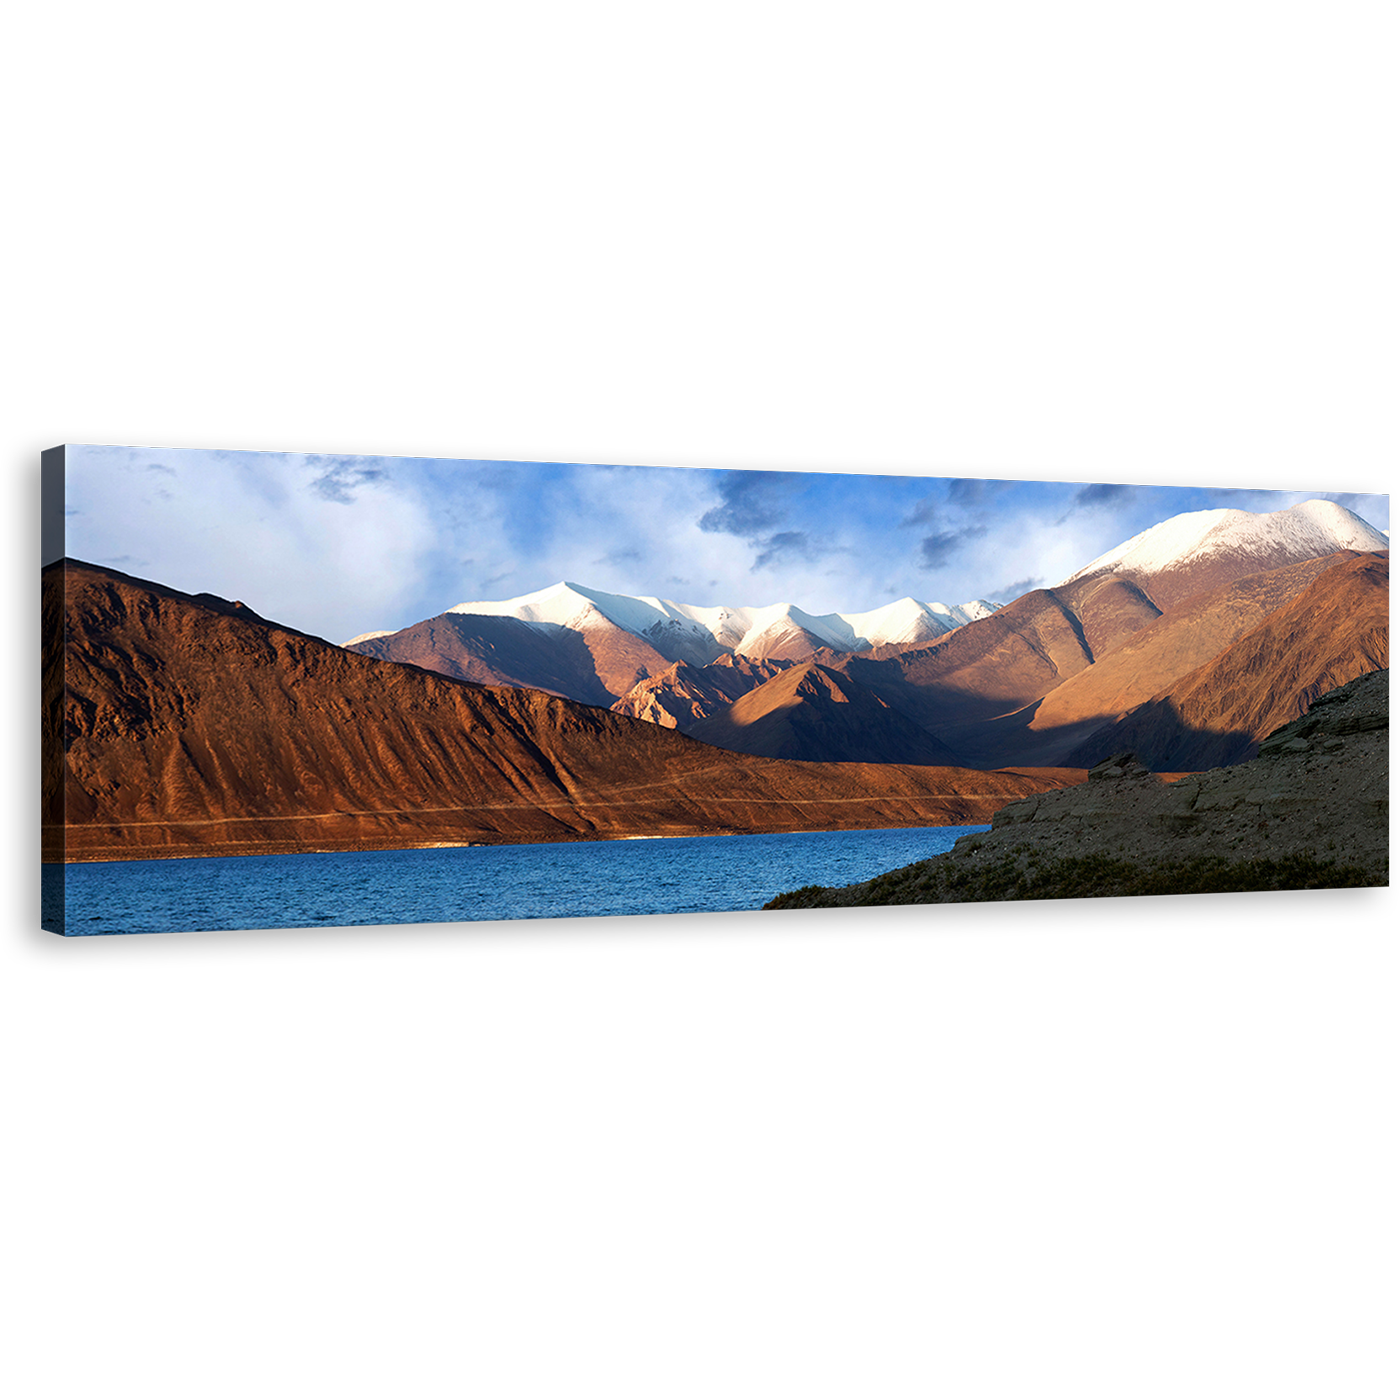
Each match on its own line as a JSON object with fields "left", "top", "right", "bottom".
{"left": 42, "top": 825, "right": 989, "bottom": 936}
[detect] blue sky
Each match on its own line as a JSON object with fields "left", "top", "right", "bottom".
{"left": 58, "top": 445, "right": 1390, "bottom": 644}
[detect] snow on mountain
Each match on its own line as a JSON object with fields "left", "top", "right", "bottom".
{"left": 441, "top": 581, "right": 998, "bottom": 661}
{"left": 343, "top": 629, "right": 395, "bottom": 646}
{"left": 1060, "top": 499, "right": 1389, "bottom": 590}
{"left": 448, "top": 581, "right": 622, "bottom": 631}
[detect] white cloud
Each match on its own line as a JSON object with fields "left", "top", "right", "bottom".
{"left": 64, "top": 447, "right": 438, "bottom": 641}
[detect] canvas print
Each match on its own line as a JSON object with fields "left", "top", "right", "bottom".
{"left": 41, "top": 446, "right": 1390, "bottom": 936}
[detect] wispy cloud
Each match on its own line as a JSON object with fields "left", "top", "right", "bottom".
{"left": 753, "top": 531, "right": 814, "bottom": 570}
{"left": 919, "top": 525, "right": 987, "bottom": 569}
{"left": 307, "top": 455, "right": 391, "bottom": 504}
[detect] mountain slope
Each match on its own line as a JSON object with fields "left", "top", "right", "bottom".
{"left": 833, "top": 571, "right": 1164, "bottom": 735}
{"left": 687, "top": 664, "right": 966, "bottom": 765}
{"left": 940, "top": 551, "right": 1364, "bottom": 767}
{"left": 46, "top": 560, "right": 1083, "bottom": 861}
{"left": 1061, "top": 552, "right": 1390, "bottom": 769}
{"left": 346, "top": 612, "right": 622, "bottom": 706}
{"left": 610, "top": 655, "right": 792, "bottom": 728}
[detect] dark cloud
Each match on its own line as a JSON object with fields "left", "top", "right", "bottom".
{"left": 905, "top": 479, "right": 1016, "bottom": 527}
{"left": 991, "top": 575, "right": 1043, "bottom": 600}
{"left": 596, "top": 547, "right": 642, "bottom": 567}
{"left": 698, "top": 471, "right": 794, "bottom": 538}
{"left": 900, "top": 496, "right": 940, "bottom": 528}
{"left": 946, "top": 478, "right": 1017, "bottom": 506}
{"left": 918, "top": 525, "right": 987, "bottom": 570}
{"left": 146, "top": 462, "right": 177, "bottom": 477}
{"left": 1055, "top": 482, "right": 1143, "bottom": 525}
{"left": 307, "top": 455, "right": 390, "bottom": 504}
{"left": 1071, "top": 482, "right": 1135, "bottom": 509}
{"left": 753, "top": 531, "right": 813, "bottom": 570}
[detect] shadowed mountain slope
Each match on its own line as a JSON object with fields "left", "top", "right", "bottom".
{"left": 348, "top": 610, "right": 671, "bottom": 706}
{"left": 687, "top": 664, "right": 965, "bottom": 764}
{"left": 1062, "top": 552, "right": 1390, "bottom": 770}
{"left": 347, "top": 612, "right": 610, "bottom": 699}
{"left": 45, "top": 561, "right": 1083, "bottom": 862}
{"left": 832, "top": 571, "right": 1164, "bottom": 733}
{"left": 938, "top": 551, "right": 1369, "bottom": 767}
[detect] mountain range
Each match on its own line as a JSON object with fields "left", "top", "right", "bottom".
{"left": 351, "top": 583, "right": 998, "bottom": 661}
{"left": 345, "top": 499, "right": 1389, "bottom": 773}
{"left": 44, "top": 561, "right": 1080, "bottom": 862}
{"left": 346, "top": 582, "right": 998, "bottom": 705}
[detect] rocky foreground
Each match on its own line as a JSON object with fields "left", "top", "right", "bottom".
{"left": 766, "top": 669, "right": 1390, "bottom": 909}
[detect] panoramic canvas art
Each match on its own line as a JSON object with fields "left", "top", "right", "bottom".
{"left": 41, "top": 446, "right": 1390, "bottom": 936}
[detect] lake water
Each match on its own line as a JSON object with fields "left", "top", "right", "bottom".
{"left": 42, "top": 825, "right": 988, "bottom": 936}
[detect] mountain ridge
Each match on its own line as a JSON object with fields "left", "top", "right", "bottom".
{"left": 345, "top": 580, "right": 1001, "bottom": 694}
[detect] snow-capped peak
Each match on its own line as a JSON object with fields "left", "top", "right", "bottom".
{"left": 1060, "top": 499, "right": 1388, "bottom": 588}
{"left": 448, "top": 580, "right": 615, "bottom": 631}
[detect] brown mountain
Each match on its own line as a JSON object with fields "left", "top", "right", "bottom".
{"left": 45, "top": 560, "right": 1084, "bottom": 862}
{"left": 687, "top": 663, "right": 966, "bottom": 765}
{"left": 610, "top": 654, "right": 792, "bottom": 728}
{"left": 1061, "top": 552, "right": 1390, "bottom": 770}
{"left": 830, "top": 571, "right": 1163, "bottom": 736}
{"left": 941, "top": 551, "right": 1368, "bottom": 767}
{"left": 349, "top": 610, "right": 673, "bottom": 704}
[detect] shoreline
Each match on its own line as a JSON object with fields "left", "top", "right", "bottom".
{"left": 42, "top": 814, "right": 999, "bottom": 865}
